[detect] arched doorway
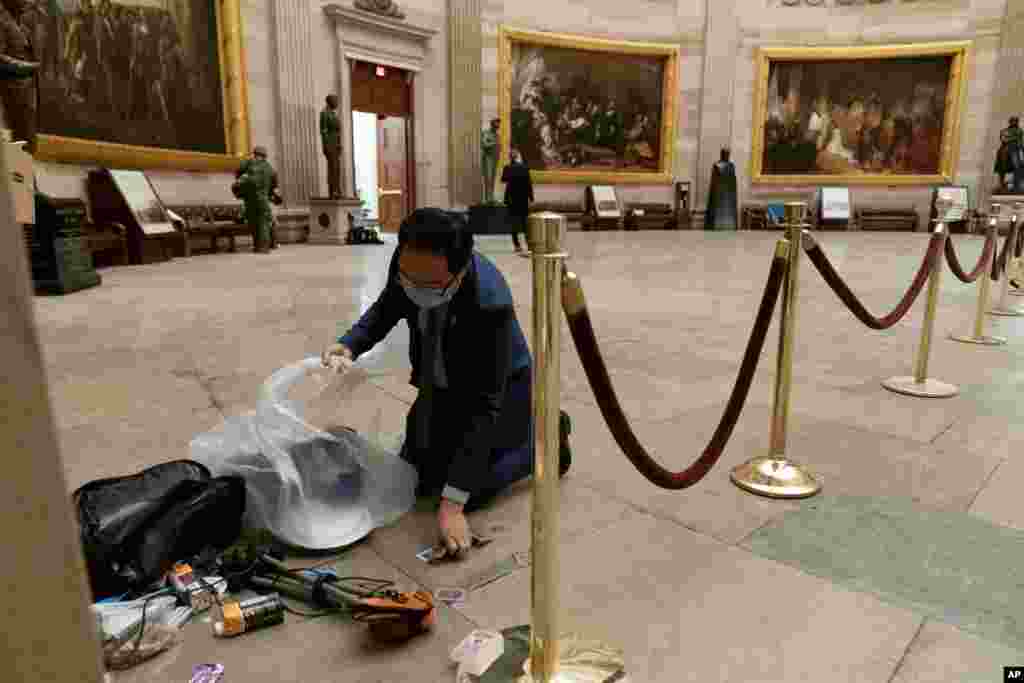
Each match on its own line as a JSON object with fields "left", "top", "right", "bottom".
{"left": 350, "top": 61, "right": 415, "bottom": 232}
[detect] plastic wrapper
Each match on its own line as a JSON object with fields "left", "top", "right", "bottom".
{"left": 93, "top": 594, "right": 178, "bottom": 643}
{"left": 190, "top": 357, "right": 417, "bottom": 550}
{"left": 96, "top": 592, "right": 190, "bottom": 671}
{"left": 103, "top": 623, "right": 182, "bottom": 671}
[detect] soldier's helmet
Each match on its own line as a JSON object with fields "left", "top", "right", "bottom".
{"left": 253, "top": 146, "right": 268, "bottom": 158}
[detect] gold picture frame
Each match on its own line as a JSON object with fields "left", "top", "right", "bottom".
{"left": 33, "top": 0, "right": 251, "bottom": 173}
{"left": 750, "top": 41, "right": 971, "bottom": 186}
{"left": 497, "top": 26, "right": 679, "bottom": 185}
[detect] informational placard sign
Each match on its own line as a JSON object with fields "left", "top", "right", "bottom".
{"left": 820, "top": 187, "right": 851, "bottom": 221}
{"left": 4, "top": 142, "right": 34, "bottom": 224}
{"left": 109, "top": 170, "right": 175, "bottom": 235}
{"left": 934, "top": 185, "right": 968, "bottom": 223}
{"left": 590, "top": 186, "right": 621, "bottom": 218}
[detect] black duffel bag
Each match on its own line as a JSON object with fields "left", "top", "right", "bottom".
{"left": 72, "top": 460, "right": 246, "bottom": 600}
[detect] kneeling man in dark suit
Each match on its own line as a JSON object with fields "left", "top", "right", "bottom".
{"left": 324, "top": 208, "right": 571, "bottom": 556}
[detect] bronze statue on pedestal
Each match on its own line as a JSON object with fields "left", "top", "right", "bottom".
{"left": 705, "top": 148, "right": 738, "bottom": 230}
{"left": 481, "top": 118, "right": 499, "bottom": 203}
{"left": 995, "top": 116, "right": 1023, "bottom": 194}
{"left": 0, "top": 0, "right": 39, "bottom": 153}
{"left": 320, "top": 94, "right": 343, "bottom": 199}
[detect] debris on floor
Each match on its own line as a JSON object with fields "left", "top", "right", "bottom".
{"left": 420, "top": 529, "right": 496, "bottom": 564}
{"left": 190, "top": 664, "right": 226, "bottom": 683}
{"left": 214, "top": 594, "right": 285, "bottom": 638}
{"left": 451, "top": 630, "right": 505, "bottom": 678}
{"left": 434, "top": 587, "right": 467, "bottom": 608}
{"left": 465, "top": 551, "right": 531, "bottom": 592}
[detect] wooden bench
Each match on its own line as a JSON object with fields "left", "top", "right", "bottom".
{"left": 624, "top": 202, "right": 677, "bottom": 230}
{"left": 164, "top": 203, "right": 253, "bottom": 255}
{"left": 82, "top": 221, "right": 129, "bottom": 266}
{"left": 856, "top": 208, "right": 919, "bottom": 232}
{"left": 531, "top": 200, "right": 585, "bottom": 227}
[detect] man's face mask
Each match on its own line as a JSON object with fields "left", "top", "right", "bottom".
{"left": 397, "top": 268, "right": 465, "bottom": 309}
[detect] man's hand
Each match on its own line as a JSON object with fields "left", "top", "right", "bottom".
{"left": 438, "top": 499, "right": 471, "bottom": 558}
{"left": 321, "top": 342, "right": 354, "bottom": 373}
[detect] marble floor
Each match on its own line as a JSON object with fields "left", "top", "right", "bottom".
{"left": 35, "top": 229, "right": 1024, "bottom": 682}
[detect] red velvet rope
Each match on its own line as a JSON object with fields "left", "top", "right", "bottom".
{"left": 803, "top": 234, "right": 943, "bottom": 330}
{"left": 562, "top": 250, "right": 786, "bottom": 490}
{"left": 945, "top": 230, "right": 996, "bottom": 284}
{"left": 993, "top": 223, "right": 1018, "bottom": 281}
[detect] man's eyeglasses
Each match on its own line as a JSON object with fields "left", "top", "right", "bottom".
{"left": 397, "top": 269, "right": 461, "bottom": 295}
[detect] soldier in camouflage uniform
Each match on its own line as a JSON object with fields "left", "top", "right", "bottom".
{"left": 235, "top": 146, "right": 279, "bottom": 254}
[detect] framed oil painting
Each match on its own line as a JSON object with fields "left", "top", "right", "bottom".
{"left": 750, "top": 42, "right": 971, "bottom": 186}
{"left": 32, "top": 0, "right": 250, "bottom": 171}
{"left": 498, "top": 27, "right": 679, "bottom": 184}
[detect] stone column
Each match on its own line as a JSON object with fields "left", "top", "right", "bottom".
{"left": 694, "top": 0, "right": 740, "bottom": 214}
{"left": 448, "top": 0, "right": 483, "bottom": 206}
{"left": 332, "top": 29, "right": 355, "bottom": 200}
{"left": 1, "top": 153, "right": 107, "bottom": 683}
{"left": 271, "top": 0, "right": 320, "bottom": 203}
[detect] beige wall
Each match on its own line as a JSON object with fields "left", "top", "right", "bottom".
{"left": 985, "top": 0, "right": 1024, "bottom": 206}
{"left": 33, "top": 0, "right": 1019, "bottom": 220}
{"left": 482, "top": 0, "right": 705, "bottom": 208}
{"left": 732, "top": 0, "right": 1006, "bottom": 227}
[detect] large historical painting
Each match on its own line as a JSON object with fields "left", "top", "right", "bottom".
{"left": 751, "top": 43, "right": 970, "bottom": 186}
{"left": 32, "top": 0, "right": 248, "bottom": 170}
{"left": 498, "top": 27, "right": 678, "bottom": 184}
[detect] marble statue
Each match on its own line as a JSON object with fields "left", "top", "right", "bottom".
{"left": 995, "top": 116, "right": 1023, "bottom": 194}
{"left": 0, "top": 0, "right": 39, "bottom": 153}
{"left": 353, "top": 0, "right": 405, "bottom": 20}
{"left": 481, "top": 118, "right": 499, "bottom": 203}
{"left": 705, "top": 148, "right": 738, "bottom": 230}
{"left": 320, "top": 94, "right": 343, "bottom": 199}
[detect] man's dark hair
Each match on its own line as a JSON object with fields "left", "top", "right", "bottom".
{"left": 397, "top": 208, "right": 474, "bottom": 274}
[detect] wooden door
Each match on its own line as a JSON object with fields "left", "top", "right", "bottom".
{"left": 377, "top": 116, "right": 408, "bottom": 232}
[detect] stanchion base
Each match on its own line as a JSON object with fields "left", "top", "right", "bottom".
{"left": 881, "top": 376, "right": 959, "bottom": 398}
{"left": 481, "top": 627, "right": 628, "bottom": 683}
{"left": 989, "top": 306, "right": 1024, "bottom": 316}
{"left": 949, "top": 332, "right": 1007, "bottom": 346}
{"left": 730, "top": 457, "right": 821, "bottom": 499}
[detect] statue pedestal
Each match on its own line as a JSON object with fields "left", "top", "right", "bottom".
{"left": 307, "top": 197, "right": 363, "bottom": 245}
{"left": 990, "top": 193, "right": 1024, "bottom": 205}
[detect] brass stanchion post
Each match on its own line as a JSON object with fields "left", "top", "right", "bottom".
{"left": 882, "top": 216, "right": 959, "bottom": 398}
{"left": 950, "top": 204, "right": 1006, "bottom": 345}
{"left": 528, "top": 211, "right": 563, "bottom": 683}
{"left": 514, "top": 212, "right": 624, "bottom": 683}
{"left": 731, "top": 202, "right": 820, "bottom": 499}
{"left": 990, "top": 204, "right": 1024, "bottom": 316}
{"left": 1006, "top": 203, "right": 1024, "bottom": 296}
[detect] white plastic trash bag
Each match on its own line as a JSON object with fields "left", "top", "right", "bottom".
{"left": 190, "top": 357, "right": 417, "bottom": 550}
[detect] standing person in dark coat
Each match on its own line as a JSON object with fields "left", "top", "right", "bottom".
{"left": 501, "top": 150, "right": 533, "bottom": 255}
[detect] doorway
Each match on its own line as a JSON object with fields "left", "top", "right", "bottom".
{"left": 350, "top": 61, "right": 414, "bottom": 232}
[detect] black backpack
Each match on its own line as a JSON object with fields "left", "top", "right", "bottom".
{"left": 72, "top": 460, "right": 246, "bottom": 600}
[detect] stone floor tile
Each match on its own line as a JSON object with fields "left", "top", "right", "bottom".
{"left": 890, "top": 620, "right": 1024, "bottom": 683}
{"left": 457, "top": 513, "right": 922, "bottom": 683}
{"left": 969, "top": 456, "right": 1024, "bottom": 531}
{"left": 368, "top": 477, "right": 633, "bottom": 592}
